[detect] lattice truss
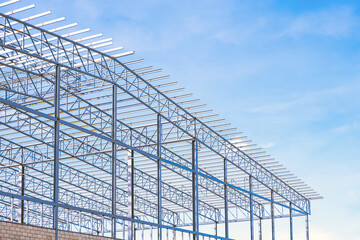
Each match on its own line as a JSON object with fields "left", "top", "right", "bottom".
{"left": 0, "top": 0, "right": 322, "bottom": 239}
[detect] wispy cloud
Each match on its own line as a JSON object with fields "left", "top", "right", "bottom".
{"left": 282, "top": 6, "right": 359, "bottom": 38}
{"left": 330, "top": 121, "right": 360, "bottom": 134}
{"left": 74, "top": 0, "right": 101, "bottom": 21}
{"left": 248, "top": 82, "right": 359, "bottom": 114}
{"left": 262, "top": 142, "right": 275, "bottom": 148}
{"left": 212, "top": 5, "right": 360, "bottom": 46}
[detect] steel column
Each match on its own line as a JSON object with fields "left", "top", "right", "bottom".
{"left": 271, "top": 191, "right": 275, "bottom": 240}
{"left": 79, "top": 211, "right": 82, "bottom": 233}
{"left": 157, "top": 114, "right": 162, "bottom": 240}
{"left": 249, "top": 176, "right": 254, "bottom": 240}
{"left": 40, "top": 203, "right": 43, "bottom": 227}
{"left": 258, "top": 219, "right": 262, "bottom": 240}
{"left": 53, "top": 64, "right": 60, "bottom": 240}
{"left": 128, "top": 149, "right": 135, "bottom": 240}
{"left": 224, "top": 158, "right": 229, "bottom": 239}
{"left": 214, "top": 222, "right": 218, "bottom": 237}
{"left": 18, "top": 147, "right": 24, "bottom": 224}
{"left": 112, "top": 84, "right": 118, "bottom": 239}
{"left": 290, "top": 202, "right": 293, "bottom": 240}
{"left": 67, "top": 209, "right": 70, "bottom": 231}
{"left": 10, "top": 197, "right": 13, "bottom": 222}
{"left": 306, "top": 214, "right": 309, "bottom": 240}
{"left": 192, "top": 138, "right": 199, "bottom": 240}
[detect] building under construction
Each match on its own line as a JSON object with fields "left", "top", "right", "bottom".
{"left": 0, "top": 0, "right": 322, "bottom": 239}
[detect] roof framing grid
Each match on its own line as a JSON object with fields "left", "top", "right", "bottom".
{"left": 0, "top": 1, "right": 321, "bottom": 239}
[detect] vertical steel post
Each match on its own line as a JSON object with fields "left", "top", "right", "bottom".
{"left": 67, "top": 209, "right": 70, "bottom": 231}
{"left": 26, "top": 200, "right": 29, "bottom": 224}
{"left": 157, "top": 114, "right": 162, "bottom": 240}
{"left": 306, "top": 214, "right": 310, "bottom": 240}
{"left": 40, "top": 203, "right": 43, "bottom": 227}
{"left": 123, "top": 219, "right": 126, "bottom": 239}
{"left": 79, "top": 211, "right": 82, "bottom": 233}
{"left": 18, "top": 151, "right": 24, "bottom": 224}
{"left": 249, "top": 176, "right": 254, "bottom": 240}
{"left": 290, "top": 203, "right": 293, "bottom": 240}
{"left": 112, "top": 85, "right": 118, "bottom": 239}
{"left": 224, "top": 158, "right": 229, "bottom": 239}
{"left": 10, "top": 197, "right": 13, "bottom": 222}
{"left": 142, "top": 224, "right": 144, "bottom": 240}
{"left": 271, "top": 191, "right": 275, "bottom": 240}
{"left": 91, "top": 214, "right": 94, "bottom": 235}
{"left": 102, "top": 216, "right": 105, "bottom": 236}
{"left": 214, "top": 222, "right": 218, "bottom": 237}
{"left": 54, "top": 64, "right": 60, "bottom": 240}
{"left": 192, "top": 137, "right": 199, "bottom": 240}
{"left": 128, "top": 149, "right": 134, "bottom": 240}
{"left": 258, "top": 218, "right": 262, "bottom": 240}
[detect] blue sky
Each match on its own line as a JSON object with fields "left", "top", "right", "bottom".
{"left": 14, "top": 0, "right": 360, "bottom": 239}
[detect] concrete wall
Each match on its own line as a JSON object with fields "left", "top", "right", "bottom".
{"left": 0, "top": 221, "right": 109, "bottom": 240}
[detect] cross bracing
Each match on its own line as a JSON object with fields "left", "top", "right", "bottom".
{"left": 0, "top": 1, "right": 321, "bottom": 239}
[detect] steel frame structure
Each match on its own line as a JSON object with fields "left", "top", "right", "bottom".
{"left": 0, "top": 1, "right": 322, "bottom": 239}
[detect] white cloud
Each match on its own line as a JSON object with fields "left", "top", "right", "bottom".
{"left": 331, "top": 121, "right": 360, "bottom": 134}
{"left": 282, "top": 6, "right": 359, "bottom": 38}
{"left": 74, "top": 0, "right": 101, "bottom": 21}
{"left": 248, "top": 81, "right": 359, "bottom": 114}
{"left": 262, "top": 142, "right": 275, "bottom": 148}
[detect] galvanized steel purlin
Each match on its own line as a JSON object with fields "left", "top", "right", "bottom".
{"left": 0, "top": 11, "right": 309, "bottom": 212}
